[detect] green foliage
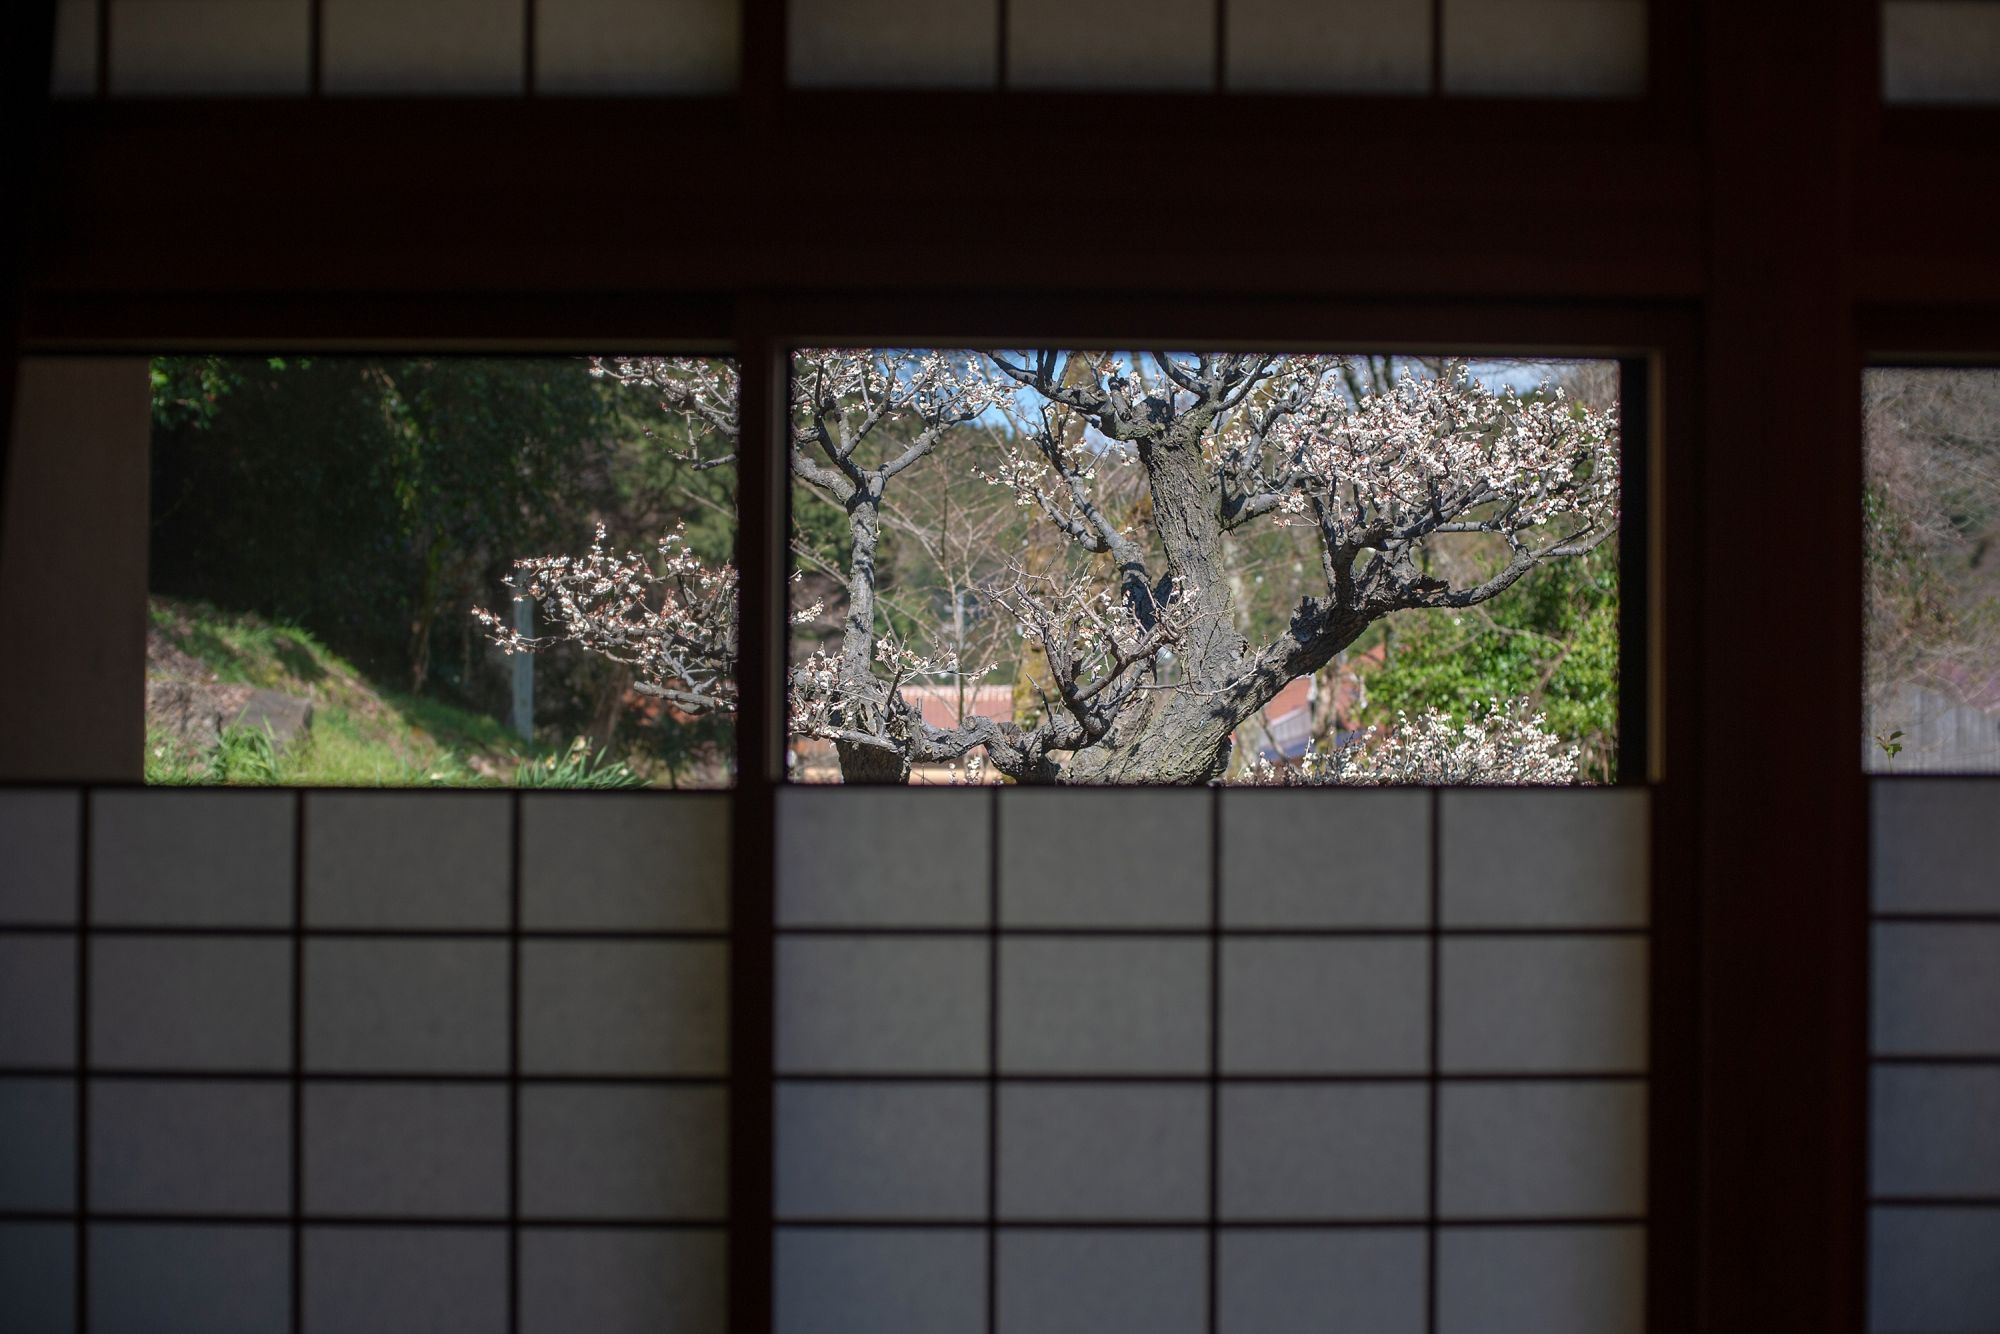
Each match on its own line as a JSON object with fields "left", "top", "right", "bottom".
{"left": 149, "top": 355, "right": 613, "bottom": 697}
{"left": 1358, "top": 549, "right": 1621, "bottom": 782}
{"left": 514, "top": 737, "right": 648, "bottom": 789}
{"left": 147, "top": 595, "right": 711, "bottom": 787}
{"left": 151, "top": 357, "right": 243, "bottom": 432}
{"left": 792, "top": 486, "right": 855, "bottom": 586}
{"left": 149, "top": 595, "right": 533, "bottom": 787}
{"left": 144, "top": 729, "right": 208, "bottom": 785}
{"left": 208, "top": 724, "right": 284, "bottom": 784}
{"left": 599, "top": 390, "right": 739, "bottom": 568}
{"left": 152, "top": 601, "right": 332, "bottom": 691}
{"left": 145, "top": 723, "right": 282, "bottom": 785}
{"left": 148, "top": 356, "right": 737, "bottom": 775}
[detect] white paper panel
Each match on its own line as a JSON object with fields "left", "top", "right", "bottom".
{"left": 304, "top": 939, "right": 507, "bottom": 1074}
{"left": 304, "top": 1083, "right": 508, "bottom": 1217}
{"left": 0, "top": 1079, "right": 76, "bottom": 1212}
{"left": 523, "top": 792, "right": 729, "bottom": 929}
{"left": 93, "top": 937, "right": 288, "bottom": 1071}
{"left": 1219, "top": 788, "right": 1429, "bottom": 927}
{"left": 1217, "top": 1229, "right": 1426, "bottom": 1334}
{"left": 91, "top": 1224, "right": 290, "bottom": 1334}
{"left": 777, "top": 1228, "right": 986, "bottom": 1334}
{"left": 1882, "top": 2, "right": 2000, "bottom": 105}
{"left": 777, "top": 1083, "right": 986, "bottom": 1219}
{"left": 92, "top": 1079, "right": 290, "bottom": 1214}
{"left": 1440, "top": 788, "right": 1649, "bottom": 926}
{"left": 536, "top": 0, "right": 738, "bottom": 94}
{"left": 1001, "top": 788, "right": 1210, "bottom": 926}
{"left": 1871, "top": 779, "right": 2000, "bottom": 912}
{"left": 302, "top": 1226, "right": 508, "bottom": 1333}
{"left": 0, "top": 936, "right": 76, "bottom": 1068}
{"left": 521, "top": 1085, "right": 727, "bottom": 1219}
{"left": 1442, "top": 0, "right": 1646, "bottom": 97}
{"left": 108, "top": 0, "right": 310, "bottom": 96}
{"left": 306, "top": 793, "right": 509, "bottom": 929}
{"left": 1436, "top": 1225, "right": 1645, "bottom": 1334}
{"left": 1225, "top": 0, "right": 1431, "bottom": 93}
{"left": 1441, "top": 936, "right": 1648, "bottom": 1073}
{"left": 0, "top": 1223, "right": 74, "bottom": 1334}
{"left": 93, "top": 790, "right": 294, "bottom": 927}
{"left": 778, "top": 937, "right": 987, "bottom": 1074}
{"left": 1872, "top": 1065, "right": 2000, "bottom": 1197}
{"left": 520, "top": 1229, "right": 727, "bottom": 1334}
{"left": 50, "top": 0, "right": 99, "bottom": 97}
{"left": 0, "top": 791, "right": 80, "bottom": 923}
{"left": 788, "top": 0, "right": 998, "bottom": 89}
{"left": 1219, "top": 1084, "right": 1428, "bottom": 1219}
{"left": 1438, "top": 1081, "right": 1647, "bottom": 1218}
{"left": 1222, "top": 938, "right": 1428, "bottom": 1074}
{"left": 778, "top": 787, "right": 989, "bottom": 927}
{"left": 998, "top": 1230, "right": 1207, "bottom": 1334}
{"left": 1008, "top": 0, "right": 1214, "bottom": 90}
{"left": 322, "top": 0, "right": 526, "bottom": 94}
{"left": 999, "top": 1084, "right": 1207, "bottom": 1220}
{"left": 1872, "top": 923, "right": 2000, "bottom": 1055}
{"left": 520, "top": 939, "right": 727, "bottom": 1075}
{"left": 1000, "top": 937, "right": 1208, "bottom": 1073}
{"left": 1870, "top": 1206, "right": 2000, "bottom": 1332}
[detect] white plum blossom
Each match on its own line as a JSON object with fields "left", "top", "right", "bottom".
{"left": 1218, "top": 360, "right": 1618, "bottom": 540}
{"left": 987, "top": 565, "right": 1212, "bottom": 732}
{"left": 589, "top": 356, "right": 740, "bottom": 468}
{"left": 472, "top": 521, "right": 736, "bottom": 715}
{"left": 1251, "top": 697, "right": 1579, "bottom": 786}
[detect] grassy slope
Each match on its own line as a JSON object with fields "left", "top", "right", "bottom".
{"left": 146, "top": 596, "right": 600, "bottom": 786}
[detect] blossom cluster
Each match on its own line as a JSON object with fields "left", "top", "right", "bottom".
{"left": 990, "top": 568, "right": 1203, "bottom": 698}
{"left": 589, "top": 356, "right": 739, "bottom": 465}
{"left": 791, "top": 349, "right": 1011, "bottom": 445}
{"left": 785, "top": 635, "right": 992, "bottom": 745}
{"left": 1220, "top": 358, "right": 1620, "bottom": 539}
{"left": 786, "top": 649, "right": 847, "bottom": 739}
{"left": 1250, "top": 696, "right": 1580, "bottom": 786}
{"left": 473, "top": 522, "right": 737, "bottom": 713}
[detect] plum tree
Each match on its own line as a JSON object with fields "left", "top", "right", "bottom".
{"left": 478, "top": 351, "right": 1617, "bottom": 785}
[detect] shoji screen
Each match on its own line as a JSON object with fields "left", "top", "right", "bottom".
{"left": 0, "top": 786, "right": 731, "bottom": 1333}
{"left": 52, "top": 0, "right": 1655, "bottom": 97}
{"left": 787, "top": 0, "right": 1648, "bottom": 94}
{"left": 772, "top": 784, "right": 1650, "bottom": 1333}
{"left": 1868, "top": 780, "right": 2000, "bottom": 1332}
{"left": 49, "top": 0, "right": 741, "bottom": 96}
{"left": 1881, "top": 1, "right": 2000, "bottom": 104}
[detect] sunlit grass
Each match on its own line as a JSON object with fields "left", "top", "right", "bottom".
{"left": 146, "top": 595, "right": 639, "bottom": 787}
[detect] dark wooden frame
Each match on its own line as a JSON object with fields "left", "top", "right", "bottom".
{"left": 10, "top": 0, "right": 2000, "bottom": 1328}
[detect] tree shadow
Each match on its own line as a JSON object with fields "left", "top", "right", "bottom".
{"left": 271, "top": 633, "right": 328, "bottom": 685}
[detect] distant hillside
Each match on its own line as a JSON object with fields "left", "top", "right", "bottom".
{"left": 145, "top": 595, "right": 590, "bottom": 786}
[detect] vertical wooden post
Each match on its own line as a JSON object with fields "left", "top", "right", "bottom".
{"left": 729, "top": 316, "right": 784, "bottom": 1334}
{"left": 1698, "top": 0, "right": 1871, "bottom": 1328}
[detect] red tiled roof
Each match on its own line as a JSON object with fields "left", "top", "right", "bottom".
{"left": 899, "top": 684, "right": 1016, "bottom": 730}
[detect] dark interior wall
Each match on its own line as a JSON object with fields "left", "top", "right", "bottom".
{"left": 0, "top": 358, "right": 150, "bottom": 782}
